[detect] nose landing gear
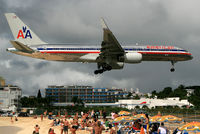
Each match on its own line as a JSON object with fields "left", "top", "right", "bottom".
{"left": 170, "top": 61, "right": 176, "bottom": 72}
{"left": 170, "top": 68, "right": 175, "bottom": 72}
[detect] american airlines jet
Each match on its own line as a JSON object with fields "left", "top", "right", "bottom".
{"left": 5, "top": 13, "right": 192, "bottom": 74}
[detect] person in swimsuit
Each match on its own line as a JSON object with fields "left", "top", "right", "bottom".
{"left": 60, "top": 120, "right": 64, "bottom": 134}
{"left": 144, "top": 114, "right": 150, "bottom": 134}
{"left": 34, "top": 124, "right": 40, "bottom": 134}
{"left": 15, "top": 116, "right": 18, "bottom": 121}
{"left": 41, "top": 114, "right": 43, "bottom": 121}
{"left": 93, "top": 121, "right": 104, "bottom": 134}
{"left": 11, "top": 116, "right": 13, "bottom": 123}
{"left": 63, "top": 119, "right": 69, "bottom": 134}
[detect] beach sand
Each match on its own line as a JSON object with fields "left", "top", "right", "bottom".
{"left": 0, "top": 126, "right": 22, "bottom": 134}
{"left": 0, "top": 117, "right": 95, "bottom": 134}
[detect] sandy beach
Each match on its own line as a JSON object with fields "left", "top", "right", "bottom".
{"left": 0, "top": 116, "right": 198, "bottom": 134}
{"left": 0, "top": 126, "right": 22, "bottom": 134}
{"left": 0, "top": 117, "right": 94, "bottom": 134}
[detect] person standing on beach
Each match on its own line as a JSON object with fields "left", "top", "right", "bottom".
{"left": 44, "top": 110, "right": 47, "bottom": 118}
{"left": 63, "top": 119, "right": 69, "bottom": 134}
{"left": 94, "top": 121, "right": 105, "bottom": 134}
{"left": 99, "top": 110, "right": 102, "bottom": 119}
{"left": 144, "top": 114, "right": 150, "bottom": 134}
{"left": 65, "top": 111, "right": 68, "bottom": 118}
{"left": 103, "top": 110, "right": 106, "bottom": 119}
{"left": 60, "top": 120, "right": 64, "bottom": 134}
{"left": 41, "top": 114, "right": 43, "bottom": 121}
{"left": 33, "top": 124, "right": 40, "bottom": 134}
{"left": 157, "top": 122, "right": 169, "bottom": 134}
{"left": 15, "top": 116, "right": 18, "bottom": 121}
{"left": 81, "top": 111, "right": 84, "bottom": 117}
{"left": 10, "top": 116, "right": 14, "bottom": 123}
{"left": 91, "top": 110, "right": 94, "bottom": 118}
{"left": 113, "top": 112, "right": 118, "bottom": 119}
{"left": 111, "top": 112, "right": 115, "bottom": 120}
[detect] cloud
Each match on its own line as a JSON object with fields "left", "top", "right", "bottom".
{"left": 34, "top": 62, "right": 50, "bottom": 70}
{"left": 0, "top": 0, "right": 200, "bottom": 96}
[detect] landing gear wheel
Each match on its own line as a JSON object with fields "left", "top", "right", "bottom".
{"left": 94, "top": 69, "right": 104, "bottom": 75}
{"left": 170, "top": 61, "right": 176, "bottom": 72}
{"left": 106, "top": 66, "right": 112, "bottom": 71}
{"left": 94, "top": 70, "right": 99, "bottom": 75}
{"left": 170, "top": 68, "right": 175, "bottom": 72}
{"left": 99, "top": 69, "right": 104, "bottom": 74}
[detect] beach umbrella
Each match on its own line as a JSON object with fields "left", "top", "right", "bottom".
{"left": 149, "top": 115, "right": 162, "bottom": 123}
{"left": 133, "top": 114, "right": 146, "bottom": 120}
{"left": 113, "top": 116, "right": 127, "bottom": 123}
{"left": 157, "top": 115, "right": 183, "bottom": 123}
{"left": 178, "top": 122, "right": 200, "bottom": 133}
{"left": 118, "top": 111, "right": 131, "bottom": 116}
{"left": 125, "top": 116, "right": 134, "bottom": 121}
{"left": 113, "top": 116, "right": 134, "bottom": 123}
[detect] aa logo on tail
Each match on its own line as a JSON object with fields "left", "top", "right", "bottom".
{"left": 17, "top": 26, "right": 32, "bottom": 39}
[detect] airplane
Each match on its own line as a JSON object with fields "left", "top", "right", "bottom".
{"left": 5, "top": 13, "right": 193, "bottom": 74}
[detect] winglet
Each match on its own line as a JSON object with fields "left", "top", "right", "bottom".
{"left": 100, "top": 18, "right": 109, "bottom": 30}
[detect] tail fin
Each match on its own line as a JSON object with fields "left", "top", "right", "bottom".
{"left": 5, "top": 13, "right": 46, "bottom": 45}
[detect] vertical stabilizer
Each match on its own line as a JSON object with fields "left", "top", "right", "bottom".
{"left": 5, "top": 13, "right": 46, "bottom": 45}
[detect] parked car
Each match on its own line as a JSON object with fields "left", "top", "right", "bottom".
{"left": 0, "top": 111, "right": 7, "bottom": 117}
{"left": 18, "top": 112, "right": 29, "bottom": 117}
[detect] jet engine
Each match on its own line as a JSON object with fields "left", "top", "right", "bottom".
{"left": 124, "top": 53, "right": 142, "bottom": 63}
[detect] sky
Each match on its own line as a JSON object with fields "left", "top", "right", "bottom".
{"left": 0, "top": 0, "right": 200, "bottom": 96}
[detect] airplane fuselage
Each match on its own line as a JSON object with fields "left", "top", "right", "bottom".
{"left": 5, "top": 13, "right": 193, "bottom": 74}
{"left": 7, "top": 44, "right": 192, "bottom": 63}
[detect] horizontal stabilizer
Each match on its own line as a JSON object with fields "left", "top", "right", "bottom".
{"left": 10, "top": 40, "right": 34, "bottom": 53}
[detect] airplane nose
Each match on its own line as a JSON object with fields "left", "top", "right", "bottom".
{"left": 190, "top": 55, "right": 193, "bottom": 60}
{"left": 189, "top": 53, "right": 193, "bottom": 60}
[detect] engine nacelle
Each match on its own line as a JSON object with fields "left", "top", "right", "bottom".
{"left": 124, "top": 53, "right": 142, "bottom": 63}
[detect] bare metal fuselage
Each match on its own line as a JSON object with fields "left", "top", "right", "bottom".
{"left": 7, "top": 44, "right": 193, "bottom": 63}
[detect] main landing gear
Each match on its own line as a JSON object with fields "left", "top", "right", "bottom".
{"left": 94, "top": 63, "right": 112, "bottom": 74}
{"left": 170, "top": 61, "right": 175, "bottom": 72}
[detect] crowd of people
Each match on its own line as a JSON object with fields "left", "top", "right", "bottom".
{"left": 31, "top": 110, "right": 171, "bottom": 134}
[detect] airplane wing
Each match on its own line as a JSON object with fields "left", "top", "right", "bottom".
{"left": 100, "top": 18, "right": 124, "bottom": 57}
{"left": 97, "top": 18, "right": 125, "bottom": 69}
{"left": 94, "top": 18, "right": 125, "bottom": 74}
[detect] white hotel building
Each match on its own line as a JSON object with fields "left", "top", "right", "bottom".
{"left": 0, "top": 85, "right": 22, "bottom": 112}
{"left": 117, "top": 97, "right": 192, "bottom": 109}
